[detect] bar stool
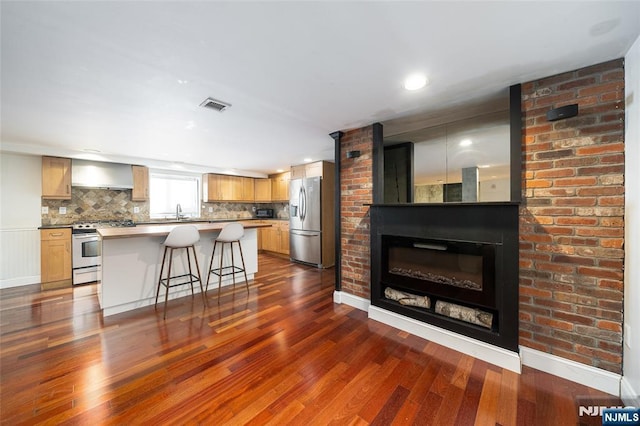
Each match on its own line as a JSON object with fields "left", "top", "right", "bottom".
{"left": 205, "top": 222, "right": 249, "bottom": 301}
{"left": 155, "top": 225, "right": 205, "bottom": 319}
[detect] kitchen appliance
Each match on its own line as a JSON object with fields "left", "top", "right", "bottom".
{"left": 71, "top": 220, "right": 135, "bottom": 285}
{"left": 289, "top": 176, "right": 328, "bottom": 267}
{"left": 256, "top": 208, "right": 274, "bottom": 218}
{"left": 71, "top": 159, "right": 134, "bottom": 189}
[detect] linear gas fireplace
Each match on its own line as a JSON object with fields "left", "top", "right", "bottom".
{"left": 370, "top": 203, "right": 519, "bottom": 351}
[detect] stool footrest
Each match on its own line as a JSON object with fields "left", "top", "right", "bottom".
{"left": 209, "top": 265, "right": 245, "bottom": 277}
{"left": 159, "top": 273, "right": 202, "bottom": 288}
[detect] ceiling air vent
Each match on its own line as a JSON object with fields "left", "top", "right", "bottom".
{"left": 199, "top": 97, "right": 231, "bottom": 112}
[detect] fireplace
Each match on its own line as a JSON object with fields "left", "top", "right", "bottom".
{"left": 370, "top": 203, "right": 519, "bottom": 351}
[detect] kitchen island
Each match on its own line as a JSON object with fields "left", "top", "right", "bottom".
{"left": 97, "top": 221, "right": 271, "bottom": 316}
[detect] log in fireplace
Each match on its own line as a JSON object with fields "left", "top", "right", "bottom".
{"left": 370, "top": 203, "right": 519, "bottom": 351}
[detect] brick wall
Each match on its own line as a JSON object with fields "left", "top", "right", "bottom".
{"left": 340, "top": 126, "right": 374, "bottom": 299}
{"left": 337, "top": 59, "right": 625, "bottom": 374}
{"left": 519, "top": 59, "right": 625, "bottom": 373}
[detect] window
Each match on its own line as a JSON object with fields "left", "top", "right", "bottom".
{"left": 149, "top": 171, "right": 200, "bottom": 219}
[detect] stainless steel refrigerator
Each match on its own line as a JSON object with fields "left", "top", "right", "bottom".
{"left": 289, "top": 176, "right": 324, "bottom": 267}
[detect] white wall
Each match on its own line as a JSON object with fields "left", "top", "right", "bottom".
{"left": 623, "top": 35, "right": 640, "bottom": 406}
{"left": 0, "top": 152, "right": 42, "bottom": 287}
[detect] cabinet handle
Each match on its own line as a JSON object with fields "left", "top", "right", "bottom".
{"left": 67, "top": 184, "right": 70, "bottom": 194}
{"left": 50, "top": 232, "right": 64, "bottom": 237}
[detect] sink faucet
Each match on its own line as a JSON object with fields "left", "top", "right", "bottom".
{"left": 176, "top": 203, "right": 182, "bottom": 220}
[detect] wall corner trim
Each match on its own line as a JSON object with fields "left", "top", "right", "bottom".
{"left": 621, "top": 376, "right": 640, "bottom": 406}
{"left": 520, "top": 346, "right": 621, "bottom": 396}
{"left": 333, "top": 291, "right": 370, "bottom": 312}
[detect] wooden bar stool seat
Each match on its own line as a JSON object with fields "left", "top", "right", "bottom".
{"left": 205, "top": 222, "right": 249, "bottom": 301}
{"left": 155, "top": 225, "right": 205, "bottom": 319}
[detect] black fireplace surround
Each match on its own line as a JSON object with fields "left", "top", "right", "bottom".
{"left": 370, "top": 203, "right": 519, "bottom": 352}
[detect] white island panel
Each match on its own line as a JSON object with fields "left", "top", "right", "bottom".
{"left": 99, "top": 228, "right": 258, "bottom": 316}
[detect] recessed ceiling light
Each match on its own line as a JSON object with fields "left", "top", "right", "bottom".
{"left": 276, "top": 169, "right": 284, "bottom": 173}
{"left": 83, "top": 148, "right": 101, "bottom": 153}
{"left": 303, "top": 158, "right": 312, "bottom": 163}
{"left": 459, "top": 139, "right": 472, "bottom": 147}
{"left": 478, "top": 164, "right": 490, "bottom": 168}
{"left": 404, "top": 73, "right": 428, "bottom": 91}
{"left": 177, "top": 79, "right": 189, "bottom": 85}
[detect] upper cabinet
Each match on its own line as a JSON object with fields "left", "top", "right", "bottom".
{"left": 131, "top": 165, "right": 149, "bottom": 201}
{"left": 203, "top": 174, "right": 255, "bottom": 202}
{"left": 254, "top": 179, "right": 272, "bottom": 202}
{"left": 42, "top": 156, "right": 71, "bottom": 199}
{"left": 290, "top": 161, "right": 331, "bottom": 179}
{"left": 270, "top": 171, "right": 290, "bottom": 201}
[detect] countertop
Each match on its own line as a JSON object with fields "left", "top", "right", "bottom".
{"left": 97, "top": 220, "right": 272, "bottom": 240}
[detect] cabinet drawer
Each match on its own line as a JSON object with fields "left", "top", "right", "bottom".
{"left": 41, "top": 228, "right": 71, "bottom": 241}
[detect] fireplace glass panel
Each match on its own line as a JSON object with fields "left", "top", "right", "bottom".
{"left": 388, "top": 246, "right": 483, "bottom": 292}
{"left": 381, "top": 235, "right": 496, "bottom": 309}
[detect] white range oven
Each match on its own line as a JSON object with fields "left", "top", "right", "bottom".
{"left": 71, "top": 220, "right": 135, "bottom": 285}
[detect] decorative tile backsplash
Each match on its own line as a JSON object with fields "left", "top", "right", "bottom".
{"left": 41, "top": 188, "right": 289, "bottom": 225}
{"left": 41, "top": 188, "right": 149, "bottom": 225}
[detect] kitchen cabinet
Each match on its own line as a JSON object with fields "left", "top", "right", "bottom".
{"left": 254, "top": 179, "right": 272, "bottom": 202}
{"left": 42, "top": 156, "right": 71, "bottom": 199}
{"left": 40, "top": 228, "right": 72, "bottom": 287}
{"left": 290, "top": 161, "right": 332, "bottom": 179}
{"left": 270, "top": 172, "right": 290, "bottom": 202}
{"left": 240, "top": 177, "right": 255, "bottom": 202}
{"left": 258, "top": 220, "right": 289, "bottom": 256}
{"left": 131, "top": 165, "right": 149, "bottom": 201}
{"left": 203, "top": 174, "right": 254, "bottom": 202}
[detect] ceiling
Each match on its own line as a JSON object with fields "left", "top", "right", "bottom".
{"left": 1, "top": 1, "right": 639, "bottom": 177}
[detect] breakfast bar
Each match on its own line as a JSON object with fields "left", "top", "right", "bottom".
{"left": 97, "top": 221, "right": 271, "bottom": 316}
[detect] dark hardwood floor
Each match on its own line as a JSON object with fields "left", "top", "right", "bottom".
{"left": 1, "top": 254, "right": 618, "bottom": 425}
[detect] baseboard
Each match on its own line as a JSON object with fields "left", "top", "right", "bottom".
{"left": 520, "top": 346, "right": 621, "bottom": 396}
{"left": 368, "top": 305, "right": 521, "bottom": 373}
{"left": 621, "top": 376, "right": 640, "bottom": 406}
{"left": 0, "top": 275, "right": 40, "bottom": 289}
{"left": 333, "top": 291, "right": 370, "bottom": 311}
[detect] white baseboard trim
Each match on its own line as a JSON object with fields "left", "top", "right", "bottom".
{"left": 520, "top": 346, "right": 621, "bottom": 396}
{"left": 621, "top": 376, "right": 640, "bottom": 406}
{"left": 0, "top": 275, "right": 40, "bottom": 289}
{"left": 333, "top": 291, "right": 370, "bottom": 311}
{"left": 368, "top": 305, "right": 521, "bottom": 373}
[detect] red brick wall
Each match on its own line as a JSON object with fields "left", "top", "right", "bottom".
{"left": 339, "top": 126, "right": 374, "bottom": 299}
{"left": 519, "top": 59, "right": 625, "bottom": 373}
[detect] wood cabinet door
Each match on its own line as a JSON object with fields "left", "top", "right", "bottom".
{"left": 279, "top": 224, "right": 290, "bottom": 255}
{"left": 241, "top": 177, "right": 255, "bottom": 201}
{"left": 304, "top": 162, "right": 323, "bottom": 178}
{"left": 42, "top": 156, "right": 71, "bottom": 199}
{"left": 40, "top": 229, "right": 71, "bottom": 283}
{"left": 254, "top": 179, "right": 272, "bottom": 201}
{"left": 131, "top": 165, "right": 149, "bottom": 201}
{"left": 262, "top": 226, "right": 280, "bottom": 252}
{"left": 271, "top": 172, "right": 290, "bottom": 201}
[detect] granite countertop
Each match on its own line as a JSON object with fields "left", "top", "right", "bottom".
{"left": 39, "top": 224, "right": 73, "bottom": 229}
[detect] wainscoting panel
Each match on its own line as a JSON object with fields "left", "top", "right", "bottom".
{"left": 0, "top": 229, "right": 40, "bottom": 288}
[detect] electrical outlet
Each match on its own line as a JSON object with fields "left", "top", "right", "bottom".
{"left": 41, "top": 206, "right": 48, "bottom": 214}
{"left": 59, "top": 207, "right": 67, "bottom": 214}
{"left": 133, "top": 207, "right": 140, "bottom": 213}
{"left": 208, "top": 207, "right": 213, "bottom": 213}
{"left": 624, "top": 324, "right": 632, "bottom": 349}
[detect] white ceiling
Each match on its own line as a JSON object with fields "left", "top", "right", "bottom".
{"left": 1, "top": 1, "right": 639, "bottom": 177}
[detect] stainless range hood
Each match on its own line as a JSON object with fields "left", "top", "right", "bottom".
{"left": 71, "top": 159, "right": 134, "bottom": 190}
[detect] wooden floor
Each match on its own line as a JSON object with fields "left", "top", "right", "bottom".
{"left": 0, "top": 254, "right": 618, "bottom": 425}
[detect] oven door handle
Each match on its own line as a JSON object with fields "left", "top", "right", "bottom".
{"left": 73, "top": 234, "right": 98, "bottom": 239}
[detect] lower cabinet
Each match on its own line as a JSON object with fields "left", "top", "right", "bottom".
{"left": 258, "top": 221, "right": 289, "bottom": 256}
{"left": 40, "top": 228, "right": 72, "bottom": 287}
